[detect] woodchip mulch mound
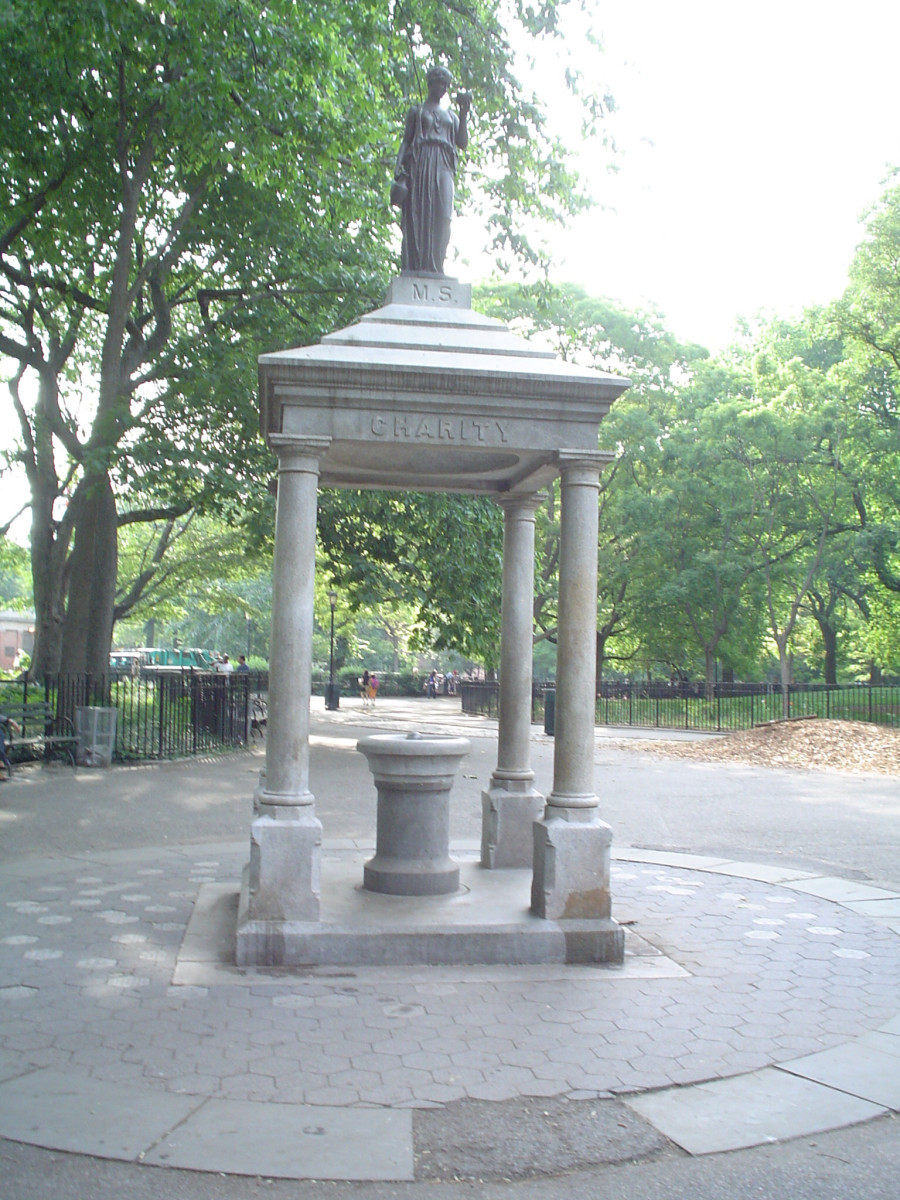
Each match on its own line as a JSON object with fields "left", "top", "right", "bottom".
{"left": 616, "top": 718, "right": 900, "bottom": 776}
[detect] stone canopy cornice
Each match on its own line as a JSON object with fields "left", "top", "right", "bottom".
{"left": 258, "top": 276, "right": 631, "bottom": 496}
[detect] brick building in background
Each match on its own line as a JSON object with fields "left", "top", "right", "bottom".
{"left": 0, "top": 611, "right": 34, "bottom": 673}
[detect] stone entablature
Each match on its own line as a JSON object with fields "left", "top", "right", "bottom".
{"left": 258, "top": 276, "right": 628, "bottom": 496}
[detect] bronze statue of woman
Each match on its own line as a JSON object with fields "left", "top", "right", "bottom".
{"left": 393, "top": 66, "right": 471, "bottom": 276}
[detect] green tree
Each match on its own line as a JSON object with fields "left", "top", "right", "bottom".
{"left": 1, "top": 0, "right": 598, "bottom": 677}
{"left": 316, "top": 489, "right": 504, "bottom": 665}
{"left": 0, "top": 536, "right": 32, "bottom": 609}
{"left": 591, "top": 314, "right": 861, "bottom": 695}
{"left": 832, "top": 173, "right": 900, "bottom": 664}
{"left": 113, "top": 512, "right": 269, "bottom": 642}
{"left": 475, "top": 281, "right": 709, "bottom": 678}
{"left": 613, "top": 383, "right": 767, "bottom": 694}
{"left": 714, "top": 321, "right": 855, "bottom": 705}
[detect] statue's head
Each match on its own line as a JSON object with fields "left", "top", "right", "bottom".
{"left": 426, "top": 65, "right": 453, "bottom": 92}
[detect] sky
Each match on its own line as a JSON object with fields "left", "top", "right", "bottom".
{"left": 458, "top": 0, "right": 900, "bottom": 350}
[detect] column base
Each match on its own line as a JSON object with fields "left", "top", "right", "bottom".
{"left": 244, "top": 809, "right": 322, "bottom": 923}
{"left": 481, "top": 779, "right": 545, "bottom": 869}
{"left": 531, "top": 806, "right": 616, "bottom": 922}
{"left": 363, "top": 855, "right": 459, "bottom": 896}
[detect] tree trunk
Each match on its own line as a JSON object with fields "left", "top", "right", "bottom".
{"left": 821, "top": 621, "right": 838, "bottom": 686}
{"left": 776, "top": 635, "right": 792, "bottom": 719}
{"left": 704, "top": 648, "right": 716, "bottom": 702}
{"left": 60, "top": 472, "right": 118, "bottom": 674}
{"left": 28, "top": 374, "right": 72, "bottom": 678}
{"left": 29, "top": 500, "right": 68, "bottom": 678}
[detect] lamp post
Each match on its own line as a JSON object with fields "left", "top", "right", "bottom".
{"left": 326, "top": 589, "right": 339, "bottom": 710}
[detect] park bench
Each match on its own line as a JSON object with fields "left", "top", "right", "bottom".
{"left": 1, "top": 702, "right": 78, "bottom": 768}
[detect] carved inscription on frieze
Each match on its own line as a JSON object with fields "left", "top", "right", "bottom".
{"left": 412, "top": 281, "right": 454, "bottom": 303}
{"left": 370, "top": 415, "right": 509, "bottom": 444}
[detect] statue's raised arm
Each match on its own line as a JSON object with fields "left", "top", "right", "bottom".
{"left": 392, "top": 66, "right": 471, "bottom": 276}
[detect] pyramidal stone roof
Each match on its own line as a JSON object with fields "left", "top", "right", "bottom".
{"left": 258, "top": 276, "right": 630, "bottom": 495}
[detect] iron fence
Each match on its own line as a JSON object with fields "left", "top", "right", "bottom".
{"left": 0, "top": 670, "right": 269, "bottom": 761}
{"left": 460, "top": 682, "right": 549, "bottom": 723}
{"left": 461, "top": 680, "right": 900, "bottom": 732}
{"left": 5, "top": 674, "right": 896, "bottom": 762}
{"left": 460, "top": 681, "right": 500, "bottom": 719}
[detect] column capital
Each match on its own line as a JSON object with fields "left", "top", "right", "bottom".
{"left": 556, "top": 449, "right": 615, "bottom": 475}
{"left": 268, "top": 434, "right": 332, "bottom": 472}
{"left": 493, "top": 490, "right": 547, "bottom": 516}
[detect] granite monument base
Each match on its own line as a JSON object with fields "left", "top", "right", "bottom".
{"left": 531, "top": 809, "right": 619, "bottom": 926}
{"left": 234, "top": 857, "right": 624, "bottom": 968}
{"left": 481, "top": 781, "right": 546, "bottom": 869}
{"left": 245, "top": 810, "right": 322, "bottom": 924}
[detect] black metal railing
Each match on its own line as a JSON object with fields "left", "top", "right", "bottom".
{"left": 0, "top": 670, "right": 269, "bottom": 762}
{"left": 460, "top": 681, "right": 551, "bottom": 724}
{"left": 6, "top": 674, "right": 896, "bottom": 760}
{"left": 461, "top": 680, "right": 900, "bottom": 732}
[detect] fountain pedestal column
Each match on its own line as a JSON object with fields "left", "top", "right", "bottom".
{"left": 359, "top": 732, "right": 471, "bottom": 896}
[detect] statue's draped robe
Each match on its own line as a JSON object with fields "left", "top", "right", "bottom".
{"left": 400, "top": 104, "right": 459, "bottom": 275}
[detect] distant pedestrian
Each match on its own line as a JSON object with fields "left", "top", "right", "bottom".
{"left": 427, "top": 669, "right": 437, "bottom": 698}
{"left": 369, "top": 674, "right": 379, "bottom": 705}
{"left": 361, "top": 670, "right": 371, "bottom": 706}
{"left": 236, "top": 655, "right": 250, "bottom": 674}
{"left": 216, "top": 655, "right": 234, "bottom": 674}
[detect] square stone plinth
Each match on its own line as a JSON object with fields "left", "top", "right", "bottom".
{"left": 245, "top": 811, "right": 322, "bottom": 925}
{"left": 531, "top": 811, "right": 617, "bottom": 923}
{"left": 235, "top": 858, "right": 624, "bottom": 968}
{"left": 481, "top": 784, "right": 545, "bottom": 869}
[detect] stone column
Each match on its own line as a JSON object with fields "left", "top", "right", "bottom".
{"left": 532, "top": 452, "right": 619, "bottom": 934}
{"left": 246, "top": 434, "right": 331, "bottom": 923}
{"left": 482, "top": 492, "right": 545, "bottom": 868}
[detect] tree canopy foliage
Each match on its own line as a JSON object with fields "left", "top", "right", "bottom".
{"left": 1, "top": 0, "right": 598, "bottom": 675}
{"left": 4, "top": 5, "right": 900, "bottom": 688}
{"left": 833, "top": 168, "right": 900, "bottom": 600}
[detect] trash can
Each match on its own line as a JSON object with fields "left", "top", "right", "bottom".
{"left": 543, "top": 688, "right": 556, "bottom": 737}
{"left": 324, "top": 682, "right": 340, "bottom": 711}
{"left": 75, "top": 706, "right": 117, "bottom": 767}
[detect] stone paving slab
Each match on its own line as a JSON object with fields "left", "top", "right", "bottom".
{"left": 610, "top": 848, "right": 732, "bottom": 869}
{"left": 143, "top": 1098, "right": 413, "bottom": 1180}
{"left": 1, "top": 844, "right": 899, "bottom": 1178}
{"left": 698, "top": 861, "right": 819, "bottom": 885}
{"left": 778, "top": 1030, "right": 900, "bottom": 1110}
{"left": 844, "top": 898, "right": 900, "bottom": 919}
{"left": 0, "top": 1069, "right": 202, "bottom": 1159}
{"left": 783, "top": 877, "right": 900, "bottom": 904}
{"left": 624, "top": 1068, "right": 886, "bottom": 1155}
